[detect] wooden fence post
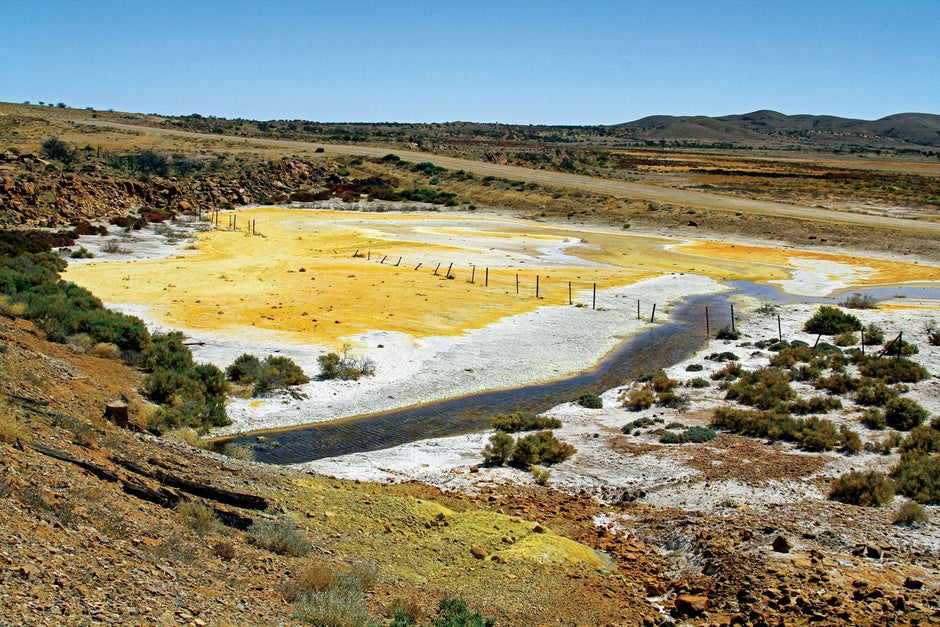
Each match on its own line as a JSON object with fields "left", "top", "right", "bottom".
{"left": 414, "top": 262, "right": 422, "bottom": 271}
{"left": 592, "top": 283, "right": 596, "bottom": 310}
{"left": 650, "top": 304, "right": 656, "bottom": 323}
{"left": 568, "top": 282, "right": 572, "bottom": 305}
{"left": 536, "top": 275, "right": 540, "bottom": 299}
{"left": 730, "top": 303, "right": 735, "bottom": 331}
{"left": 516, "top": 274, "right": 519, "bottom": 294}
{"left": 705, "top": 307, "right": 710, "bottom": 337}
{"left": 777, "top": 314, "right": 782, "bottom": 342}
{"left": 485, "top": 268, "right": 488, "bottom": 287}
{"left": 471, "top": 267, "right": 476, "bottom": 283}
{"left": 434, "top": 262, "right": 440, "bottom": 275}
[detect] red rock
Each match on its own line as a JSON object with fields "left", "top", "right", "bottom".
{"left": 674, "top": 595, "right": 709, "bottom": 616}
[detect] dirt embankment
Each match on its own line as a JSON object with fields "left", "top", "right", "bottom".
{"left": 0, "top": 152, "right": 331, "bottom": 228}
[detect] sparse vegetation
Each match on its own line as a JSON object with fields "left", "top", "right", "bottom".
{"left": 247, "top": 517, "right": 311, "bottom": 557}
{"left": 318, "top": 345, "right": 376, "bottom": 380}
{"left": 829, "top": 470, "right": 894, "bottom": 506}
{"left": 574, "top": 393, "right": 603, "bottom": 409}
{"left": 893, "top": 501, "right": 928, "bottom": 526}
{"left": 839, "top": 292, "right": 878, "bottom": 309}
{"left": 724, "top": 368, "right": 795, "bottom": 410}
{"left": 483, "top": 430, "right": 575, "bottom": 468}
{"left": 659, "top": 426, "right": 717, "bottom": 444}
{"left": 715, "top": 325, "right": 741, "bottom": 340}
{"left": 489, "top": 412, "right": 561, "bottom": 433}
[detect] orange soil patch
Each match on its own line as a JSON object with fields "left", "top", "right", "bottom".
{"left": 675, "top": 241, "right": 940, "bottom": 285}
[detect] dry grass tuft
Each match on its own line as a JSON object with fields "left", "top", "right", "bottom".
{"left": 176, "top": 500, "right": 218, "bottom": 536}
{"left": 0, "top": 398, "right": 32, "bottom": 447}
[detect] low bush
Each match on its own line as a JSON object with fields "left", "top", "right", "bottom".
{"left": 649, "top": 376, "right": 678, "bottom": 393}
{"left": 711, "top": 361, "right": 742, "bottom": 381}
{"left": 796, "top": 416, "right": 840, "bottom": 452}
{"left": 622, "top": 417, "right": 658, "bottom": 433}
{"left": 247, "top": 517, "right": 311, "bottom": 557}
{"left": 482, "top": 431, "right": 515, "bottom": 465}
{"left": 839, "top": 426, "right": 863, "bottom": 455}
{"left": 861, "top": 408, "right": 886, "bottom": 430}
{"left": 839, "top": 292, "right": 879, "bottom": 309}
{"left": 899, "top": 425, "right": 940, "bottom": 455}
{"left": 660, "top": 426, "right": 717, "bottom": 444}
{"left": 892, "top": 453, "right": 940, "bottom": 504}
{"left": 685, "top": 363, "right": 704, "bottom": 372}
{"left": 884, "top": 397, "right": 929, "bottom": 431}
{"left": 432, "top": 597, "right": 496, "bottom": 627}
{"left": 724, "top": 368, "right": 795, "bottom": 410}
{"left": 490, "top": 412, "right": 561, "bottom": 433}
{"left": 854, "top": 379, "right": 902, "bottom": 407}
{"left": 176, "top": 501, "right": 217, "bottom": 537}
{"left": 862, "top": 322, "right": 884, "bottom": 345}
{"left": 804, "top": 306, "right": 862, "bottom": 335}
{"left": 623, "top": 388, "right": 654, "bottom": 411}
{"left": 227, "top": 353, "right": 310, "bottom": 395}
{"left": 829, "top": 470, "right": 894, "bottom": 506}
{"left": 787, "top": 396, "right": 842, "bottom": 415}
{"left": 857, "top": 357, "right": 928, "bottom": 384}
{"left": 715, "top": 325, "right": 741, "bottom": 340}
{"left": 814, "top": 372, "right": 858, "bottom": 395}
{"left": 656, "top": 391, "right": 690, "bottom": 410}
{"left": 790, "top": 364, "right": 821, "bottom": 383}
{"left": 574, "top": 394, "right": 603, "bottom": 409}
{"left": 706, "top": 351, "right": 739, "bottom": 362}
{"left": 893, "top": 501, "right": 928, "bottom": 526}
{"left": 0, "top": 400, "right": 31, "bottom": 447}
{"left": 689, "top": 377, "right": 710, "bottom": 388}
{"left": 318, "top": 346, "right": 376, "bottom": 381}
{"left": 834, "top": 331, "right": 858, "bottom": 347}
{"left": 510, "top": 431, "right": 576, "bottom": 466}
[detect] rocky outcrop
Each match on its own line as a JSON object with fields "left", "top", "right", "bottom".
{"left": 0, "top": 152, "right": 333, "bottom": 228}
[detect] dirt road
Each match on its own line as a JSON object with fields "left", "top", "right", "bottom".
{"left": 76, "top": 119, "right": 940, "bottom": 236}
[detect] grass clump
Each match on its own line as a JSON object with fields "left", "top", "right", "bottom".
{"left": 489, "top": 412, "right": 560, "bottom": 433}
{"left": 829, "top": 470, "right": 894, "bottom": 506}
{"left": 226, "top": 353, "right": 309, "bottom": 396}
{"left": 286, "top": 559, "right": 384, "bottom": 626}
{"left": 862, "top": 322, "right": 884, "bottom": 345}
{"left": 176, "top": 500, "right": 217, "bottom": 537}
{"left": 839, "top": 292, "right": 879, "bottom": 309}
{"left": 247, "top": 517, "right": 311, "bottom": 557}
{"left": 894, "top": 501, "right": 928, "bottom": 526}
{"left": 711, "top": 361, "right": 742, "bottom": 381}
{"left": 0, "top": 399, "right": 32, "bottom": 447}
{"left": 804, "top": 306, "right": 862, "bottom": 335}
{"left": 432, "top": 597, "right": 496, "bottom": 627}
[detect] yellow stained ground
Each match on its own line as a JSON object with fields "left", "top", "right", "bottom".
{"left": 64, "top": 209, "right": 934, "bottom": 348}
{"left": 675, "top": 241, "right": 940, "bottom": 285}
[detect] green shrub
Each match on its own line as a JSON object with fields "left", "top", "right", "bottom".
{"left": 574, "top": 394, "right": 603, "bottom": 409}
{"left": 689, "top": 377, "right": 710, "bottom": 388}
{"left": 861, "top": 408, "right": 886, "bottom": 430}
{"left": 318, "top": 347, "right": 376, "bottom": 381}
{"left": 839, "top": 426, "right": 863, "bottom": 455}
{"left": 710, "top": 361, "right": 742, "bottom": 381}
{"left": 834, "top": 331, "right": 858, "bottom": 347}
{"left": 432, "top": 597, "right": 496, "bottom": 627}
{"left": 482, "top": 431, "right": 514, "bottom": 466}
{"left": 855, "top": 379, "right": 901, "bottom": 407}
{"left": 894, "top": 501, "right": 928, "bottom": 526}
{"left": 857, "top": 357, "right": 928, "bottom": 384}
{"left": 787, "top": 396, "right": 842, "bottom": 415}
{"left": 715, "top": 325, "right": 741, "bottom": 340}
{"left": 814, "top": 373, "right": 858, "bottom": 395}
{"left": 490, "top": 412, "right": 561, "bottom": 432}
{"left": 706, "top": 351, "right": 739, "bottom": 362}
{"left": 804, "top": 306, "right": 862, "bottom": 335}
{"left": 225, "top": 353, "right": 263, "bottom": 384}
{"left": 143, "top": 332, "right": 193, "bottom": 371}
{"left": 622, "top": 417, "right": 657, "bottom": 433}
{"left": 508, "top": 431, "right": 575, "bottom": 467}
{"left": 656, "top": 391, "right": 690, "bottom": 410}
{"left": 796, "top": 417, "right": 839, "bottom": 452}
{"left": 829, "top": 471, "right": 894, "bottom": 506}
{"left": 884, "top": 397, "right": 929, "bottom": 431}
{"left": 899, "top": 425, "right": 940, "bottom": 455}
{"left": 253, "top": 355, "right": 310, "bottom": 394}
{"left": 661, "top": 426, "right": 717, "bottom": 444}
{"left": 685, "top": 363, "right": 704, "bottom": 372}
{"left": 247, "top": 518, "right": 311, "bottom": 556}
{"left": 292, "top": 584, "right": 375, "bottom": 627}
{"left": 862, "top": 323, "right": 884, "bottom": 345}
{"left": 649, "top": 376, "right": 678, "bottom": 393}
{"left": 143, "top": 362, "right": 229, "bottom": 434}
{"left": 624, "top": 388, "right": 654, "bottom": 411}
{"left": 711, "top": 407, "right": 799, "bottom": 442}
{"left": 724, "top": 368, "right": 795, "bottom": 410}
{"left": 892, "top": 453, "right": 940, "bottom": 504}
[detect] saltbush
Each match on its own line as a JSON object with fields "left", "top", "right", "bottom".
{"left": 884, "top": 397, "right": 929, "bottom": 431}
{"left": 892, "top": 453, "right": 940, "bottom": 504}
{"left": 894, "top": 501, "right": 928, "bottom": 526}
{"left": 829, "top": 470, "right": 894, "bottom": 506}
{"left": 724, "top": 368, "right": 795, "bottom": 410}
{"left": 482, "top": 431, "right": 515, "bottom": 465}
{"left": 857, "top": 357, "right": 928, "bottom": 384}
{"left": 247, "top": 518, "right": 311, "bottom": 557}
{"left": 318, "top": 348, "right": 376, "bottom": 381}
{"left": 574, "top": 394, "right": 603, "bottom": 409}
{"left": 229, "top": 354, "right": 309, "bottom": 395}
{"left": 624, "top": 388, "right": 654, "bottom": 411}
{"left": 490, "top": 412, "right": 561, "bottom": 433}
{"left": 660, "top": 426, "right": 717, "bottom": 444}
{"left": 804, "top": 306, "right": 862, "bottom": 335}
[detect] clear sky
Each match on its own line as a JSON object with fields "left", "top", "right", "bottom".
{"left": 2, "top": 0, "right": 937, "bottom": 124}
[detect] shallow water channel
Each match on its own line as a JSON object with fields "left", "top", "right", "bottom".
{"left": 224, "top": 283, "right": 939, "bottom": 465}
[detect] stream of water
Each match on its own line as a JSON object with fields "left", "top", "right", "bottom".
{"left": 223, "top": 283, "right": 939, "bottom": 465}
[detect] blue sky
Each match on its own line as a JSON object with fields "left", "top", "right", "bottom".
{"left": 2, "top": 0, "right": 937, "bottom": 124}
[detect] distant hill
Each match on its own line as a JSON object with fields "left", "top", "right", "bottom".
{"left": 617, "top": 110, "right": 940, "bottom": 149}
